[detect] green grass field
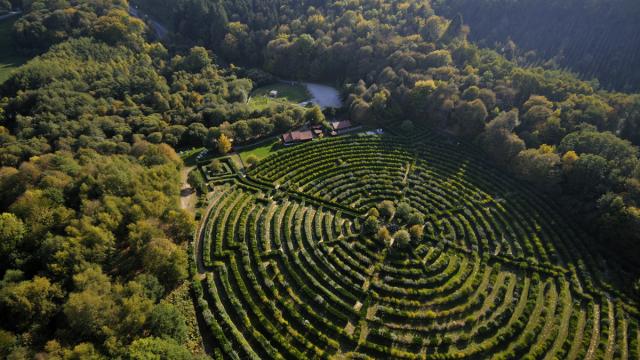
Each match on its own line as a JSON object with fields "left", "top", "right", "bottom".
{"left": 251, "top": 82, "right": 311, "bottom": 103}
{"left": 0, "top": 15, "right": 28, "bottom": 84}
{"left": 238, "top": 138, "right": 281, "bottom": 163}
{"left": 247, "top": 96, "right": 293, "bottom": 111}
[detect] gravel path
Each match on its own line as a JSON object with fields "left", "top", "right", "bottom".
{"left": 179, "top": 166, "right": 197, "bottom": 213}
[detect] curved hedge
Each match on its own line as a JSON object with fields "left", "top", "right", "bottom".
{"left": 195, "top": 132, "right": 639, "bottom": 359}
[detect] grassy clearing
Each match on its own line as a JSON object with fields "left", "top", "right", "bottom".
{"left": 229, "top": 153, "right": 244, "bottom": 169}
{"left": 247, "top": 96, "right": 293, "bottom": 111}
{"left": 251, "top": 82, "right": 311, "bottom": 103}
{"left": 0, "top": 16, "right": 29, "bottom": 84}
{"left": 238, "top": 138, "right": 282, "bottom": 163}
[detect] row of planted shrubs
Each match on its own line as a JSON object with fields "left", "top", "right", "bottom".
{"left": 191, "top": 132, "right": 640, "bottom": 358}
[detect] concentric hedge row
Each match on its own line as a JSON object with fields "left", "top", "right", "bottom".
{"left": 195, "top": 132, "right": 639, "bottom": 359}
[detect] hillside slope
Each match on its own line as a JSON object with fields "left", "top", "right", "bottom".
{"left": 434, "top": 0, "right": 640, "bottom": 91}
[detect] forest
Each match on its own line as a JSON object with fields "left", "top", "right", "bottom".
{"left": 433, "top": 0, "right": 640, "bottom": 91}
{"left": 1, "top": 0, "right": 640, "bottom": 358}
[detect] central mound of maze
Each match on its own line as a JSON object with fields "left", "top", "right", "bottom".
{"left": 195, "top": 132, "right": 639, "bottom": 359}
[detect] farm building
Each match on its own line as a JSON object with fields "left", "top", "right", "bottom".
{"left": 282, "top": 130, "right": 314, "bottom": 145}
{"left": 330, "top": 120, "right": 359, "bottom": 135}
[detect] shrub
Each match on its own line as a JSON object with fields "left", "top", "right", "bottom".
{"left": 246, "top": 155, "right": 259, "bottom": 167}
{"left": 396, "top": 202, "right": 413, "bottom": 222}
{"left": 210, "top": 159, "right": 223, "bottom": 173}
{"left": 409, "top": 224, "right": 424, "bottom": 241}
{"left": 394, "top": 229, "right": 411, "bottom": 249}
{"left": 363, "top": 216, "right": 379, "bottom": 236}
{"left": 187, "top": 168, "right": 207, "bottom": 194}
{"left": 377, "top": 226, "right": 391, "bottom": 245}
{"left": 378, "top": 200, "right": 396, "bottom": 219}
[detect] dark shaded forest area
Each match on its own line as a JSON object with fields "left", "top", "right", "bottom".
{"left": 433, "top": 0, "right": 640, "bottom": 91}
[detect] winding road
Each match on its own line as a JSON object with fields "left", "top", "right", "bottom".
{"left": 0, "top": 11, "right": 21, "bottom": 21}
{"left": 128, "top": 6, "right": 168, "bottom": 39}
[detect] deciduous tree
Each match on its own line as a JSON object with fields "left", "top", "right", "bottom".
{"left": 217, "top": 134, "right": 232, "bottom": 155}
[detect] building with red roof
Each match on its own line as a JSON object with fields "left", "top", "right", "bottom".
{"left": 282, "top": 130, "right": 314, "bottom": 145}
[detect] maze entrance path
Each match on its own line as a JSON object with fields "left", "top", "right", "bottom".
{"left": 194, "top": 131, "right": 639, "bottom": 359}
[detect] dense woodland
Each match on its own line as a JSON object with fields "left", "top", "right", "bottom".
{"left": 2, "top": 0, "right": 640, "bottom": 358}
{"left": 433, "top": 0, "right": 640, "bottom": 91}
{"left": 0, "top": 0, "right": 277, "bottom": 358}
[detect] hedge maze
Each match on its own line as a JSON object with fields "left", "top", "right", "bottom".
{"left": 193, "top": 132, "right": 640, "bottom": 359}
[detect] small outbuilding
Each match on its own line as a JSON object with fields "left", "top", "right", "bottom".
{"left": 330, "top": 120, "right": 359, "bottom": 135}
{"left": 269, "top": 90, "right": 279, "bottom": 98}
